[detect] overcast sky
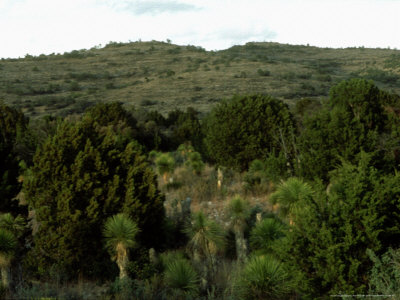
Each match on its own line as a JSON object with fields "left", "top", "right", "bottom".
{"left": 1, "top": 0, "right": 400, "bottom": 58}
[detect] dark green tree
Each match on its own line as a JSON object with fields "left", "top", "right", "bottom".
{"left": 297, "top": 79, "right": 395, "bottom": 180}
{"left": 204, "top": 95, "right": 295, "bottom": 170}
{"left": 24, "top": 115, "right": 165, "bottom": 278}
{"left": 277, "top": 153, "right": 400, "bottom": 297}
{"left": 0, "top": 102, "right": 28, "bottom": 215}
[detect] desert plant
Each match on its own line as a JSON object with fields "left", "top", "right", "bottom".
{"left": 184, "top": 151, "right": 205, "bottom": 175}
{"left": 249, "top": 218, "right": 286, "bottom": 255}
{"left": 0, "top": 229, "right": 17, "bottom": 288}
{"left": 103, "top": 214, "right": 140, "bottom": 279}
{"left": 226, "top": 196, "right": 250, "bottom": 262}
{"left": 236, "top": 255, "right": 294, "bottom": 300}
{"left": 156, "top": 153, "right": 175, "bottom": 183}
{"left": 270, "top": 177, "right": 313, "bottom": 222}
{"left": 0, "top": 213, "right": 25, "bottom": 238}
{"left": 164, "top": 258, "right": 199, "bottom": 298}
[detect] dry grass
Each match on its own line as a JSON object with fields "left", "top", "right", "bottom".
{"left": 159, "top": 163, "right": 275, "bottom": 225}
{"left": 1, "top": 41, "right": 400, "bottom": 118}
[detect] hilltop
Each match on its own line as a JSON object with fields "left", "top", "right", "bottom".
{"left": 1, "top": 40, "right": 400, "bottom": 117}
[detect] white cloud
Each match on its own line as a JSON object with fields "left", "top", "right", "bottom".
{"left": 0, "top": 0, "right": 399, "bottom": 58}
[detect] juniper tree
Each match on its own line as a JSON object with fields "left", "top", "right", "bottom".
{"left": 24, "top": 112, "right": 165, "bottom": 278}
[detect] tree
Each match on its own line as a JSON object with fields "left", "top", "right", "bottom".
{"left": 103, "top": 214, "right": 139, "bottom": 279}
{"left": 204, "top": 94, "right": 295, "bottom": 170}
{"left": 24, "top": 114, "right": 165, "bottom": 278}
{"left": 277, "top": 153, "right": 400, "bottom": 297}
{"left": 297, "top": 79, "right": 396, "bottom": 180}
{"left": 226, "top": 196, "right": 250, "bottom": 262}
{"left": 0, "top": 102, "right": 28, "bottom": 215}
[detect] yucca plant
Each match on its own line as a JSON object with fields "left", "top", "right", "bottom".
{"left": 184, "top": 211, "right": 225, "bottom": 286}
{"left": 236, "top": 255, "right": 294, "bottom": 300}
{"left": 249, "top": 218, "right": 286, "bottom": 255}
{"left": 164, "top": 258, "right": 199, "bottom": 299}
{"left": 155, "top": 153, "right": 175, "bottom": 183}
{"left": 185, "top": 211, "right": 225, "bottom": 262}
{"left": 103, "top": 214, "right": 139, "bottom": 279}
{"left": 226, "top": 196, "right": 250, "bottom": 262}
{"left": 0, "top": 229, "right": 17, "bottom": 288}
{"left": 270, "top": 177, "right": 313, "bottom": 223}
{"left": 0, "top": 213, "right": 26, "bottom": 238}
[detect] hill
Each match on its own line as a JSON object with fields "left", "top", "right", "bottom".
{"left": 1, "top": 40, "right": 400, "bottom": 117}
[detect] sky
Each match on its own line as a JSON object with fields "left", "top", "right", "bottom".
{"left": 1, "top": 0, "right": 400, "bottom": 58}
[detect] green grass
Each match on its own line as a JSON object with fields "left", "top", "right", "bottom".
{"left": 1, "top": 40, "right": 400, "bottom": 118}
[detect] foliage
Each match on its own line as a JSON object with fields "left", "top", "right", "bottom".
{"left": 204, "top": 94, "right": 295, "bottom": 170}
{"left": 184, "top": 151, "right": 205, "bottom": 174}
{"left": 297, "top": 79, "right": 396, "bottom": 180}
{"left": 155, "top": 153, "right": 175, "bottom": 182}
{"left": 278, "top": 153, "right": 400, "bottom": 297}
{"left": 104, "top": 214, "right": 139, "bottom": 254}
{"left": 24, "top": 113, "right": 165, "bottom": 279}
{"left": 0, "top": 102, "right": 27, "bottom": 215}
{"left": 164, "top": 258, "right": 199, "bottom": 298}
{"left": 236, "top": 255, "right": 294, "bottom": 300}
{"left": 185, "top": 212, "right": 225, "bottom": 260}
{"left": 367, "top": 248, "right": 400, "bottom": 297}
{"left": 103, "top": 214, "right": 140, "bottom": 279}
{"left": 249, "top": 218, "right": 286, "bottom": 255}
{"left": 270, "top": 177, "right": 313, "bottom": 219}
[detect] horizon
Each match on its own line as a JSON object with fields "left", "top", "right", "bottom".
{"left": 1, "top": 0, "right": 400, "bottom": 59}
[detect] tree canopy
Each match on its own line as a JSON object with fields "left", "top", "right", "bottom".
{"left": 204, "top": 94, "right": 295, "bottom": 170}
{"left": 24, "top": 108, "right": 165, "bottom": 278}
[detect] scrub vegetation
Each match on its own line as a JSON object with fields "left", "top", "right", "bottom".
{"left": 1, "top": 41, "right": 400, "bottom": 299}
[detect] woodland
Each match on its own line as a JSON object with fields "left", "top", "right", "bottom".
{"left": 1, "top": 42, "right": 400, "bottom": 299}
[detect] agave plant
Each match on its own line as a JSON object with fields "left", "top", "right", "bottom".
{"left": 103, "top": 213, "right": 139, "bottom": 279}
{"left": 0, "top": 229, "right": 17, "bottom": 288}
{"left": 164, "top": 258, "right": 199, "bottom": 298}
{"left": 236, "top": 255, "right": 294, "bottom": 300}
{"left": 249, "top": 218, "right": 286, "bottom": 255}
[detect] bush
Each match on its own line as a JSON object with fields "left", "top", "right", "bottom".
{"left": 204, "top": 94, "right": 295, "bottom": 170}
{"left": 236, "top": 255, "right": 294, "bottom": 300}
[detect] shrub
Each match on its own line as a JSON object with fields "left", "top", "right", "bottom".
{"left": 236, "top": 255, "right": 294, "bottom": 300}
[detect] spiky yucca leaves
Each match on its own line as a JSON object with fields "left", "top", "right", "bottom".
{"left": 185, "top": 211, "right": 225, "bottom": 261}
{"left": 185, "top": 211, "right": 225, "bottom": 286}
{"left": 0, "top": 213, "right": 25, "bottom": 238}
{"left": 270, "top": 177, "right": 313, "bottom": 221}
{"left": 226, "top": 196, "right": 250, "bottom": 262}
{"left": 0, "top": 229, "right": 17, "bottom": 288}
{"left": 155, "top": 153, "right": 175, "bottom": 183}
{"left": 103, "top": 214, "right": 139, "bottom": 279}
{"left": 164, "top": 258, "right": 199, "bottom": 298}
{"left": 236, "top": 255, "right": 294, "bottom": 300}
{"left": 250, "top": 218, "right": 286, "bottom": 255}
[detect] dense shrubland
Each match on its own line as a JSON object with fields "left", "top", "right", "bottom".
{"left": 1, "top": 78, "right": 400, "bottom": 298}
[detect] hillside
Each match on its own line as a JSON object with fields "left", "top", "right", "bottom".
{"left": 1, "top": 40, "right": 400, "bottom": 117}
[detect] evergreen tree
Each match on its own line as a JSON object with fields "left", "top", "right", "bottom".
{"left": 24, "top": 115, "right": 165, "bottom": 278}
{"left": 278, "top": 153, "right": 400, "bottom": 297}
{"left": 204, "top": 94, "right": 295, "bottom": 170}
{"left": 0, "top": 102, "right": 27, "bottom": 215}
